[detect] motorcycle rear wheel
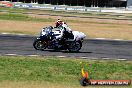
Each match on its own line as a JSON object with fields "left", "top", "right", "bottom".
{"left": 33, "top": 39, "right": 47, "bottom": 50}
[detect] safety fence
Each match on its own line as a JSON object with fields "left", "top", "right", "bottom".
{"left": 0, "top": 1, "right": 132, "bottom": 13}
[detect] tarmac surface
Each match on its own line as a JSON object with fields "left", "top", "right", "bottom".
{"left": 0, "top": 34, "right": 132, "bottom": 60}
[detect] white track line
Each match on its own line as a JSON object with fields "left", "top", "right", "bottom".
{"left": 117, "top": 59, "right": 127, "bottom": 61}
{"left": 114, "top": 39, "right": 123, "bottom": 41}
{"left": 80, "top": 57, "right": 89, "bottom": 59}
{"left": 27, "top": 55, "right": 39, "bottom": 57}
{"left": 56, "top": 56, "right": 66, "bottom": 58}
{"left": 0, "top": 54, "right": 128, "bottom": 61}
{"left": 1, "top": 33, "right": 127, "bottom": 41}
{"left": 1, "top": 32, "right": 27, "bottom": 36}
{"left": 1, "top": 33, "right": 10, "bottom": 35}
{"left": 5, "top": 54, "right": 17, "bottom": 56}
{"left": 95, "top": 38, "right": 106, "bottom": 40}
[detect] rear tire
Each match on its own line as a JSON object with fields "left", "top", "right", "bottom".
{"left": 33, "top": 39, "right": 47, "bottom": 51}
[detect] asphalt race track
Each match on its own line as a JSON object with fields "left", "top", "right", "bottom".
{"left": 0, "top": 34, "right": 132, "bottom": 60}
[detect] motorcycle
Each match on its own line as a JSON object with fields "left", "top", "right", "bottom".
{"left": 33, "top": 25, "right": 86, "bottom": 52}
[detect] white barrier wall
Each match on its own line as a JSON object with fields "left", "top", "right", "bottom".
{"left": 127, "top": 0, "right": 132, "bottom": 7}
{"left": 0, "top": 2, "right": 130, "bottom": 13}
{"left": 13, "top": 3, "right": 87, "bottom": 11}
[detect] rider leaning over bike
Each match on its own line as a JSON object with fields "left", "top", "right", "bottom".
{"left": 52, "top": 19, "right": 74, "bottom": 47}
{"left": 55, "top": 19, "right": 73, "bottom": 40}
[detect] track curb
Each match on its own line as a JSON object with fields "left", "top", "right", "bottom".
{"left": 0, "top": 53, "right": 127, "bottom": 61}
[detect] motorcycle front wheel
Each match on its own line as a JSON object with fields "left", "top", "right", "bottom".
{"left": 68, "top": 41, "right": 82, "bottom": 52}
{"left": 33, "top": 39, "right": 47, "bottom": 51}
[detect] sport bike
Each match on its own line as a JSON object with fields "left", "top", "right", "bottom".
{"left": 33, "top": 25, "right": 86, "bottom": 52}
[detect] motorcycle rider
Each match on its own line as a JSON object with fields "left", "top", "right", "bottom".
{"left": 55, "top": 19, "right": 73, "bottom": 40}
{"left": 54, "top": 19, "right": 74, "bottom": 47}
{"left": 55, "top": 19, "right": 62, "bottom": 28}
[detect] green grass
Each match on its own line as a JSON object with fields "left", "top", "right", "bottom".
{"left": 1, "top": 7, "right": 132, "bottom": 26}
{"left": 0, "top": 7, "right": 132, "bottom": 25}
{"left": 0, "top": 13, "right": 54, "bottom": 22}
{"left": 0, "top": 12, "right": 129, "bottom": 25}
{"left": 0, "top": 13, "right": 28, "bottom": 21}
{"left": 0, "top": 56, "right": 132, "bottom": 87}
{"left": 0, "top": 12, "right": 102, "bottom": 24}
{"left": 0, "top": 7, "right": 132, "bottom": 20}
{"left": 0, "top": 7, "right": 26, "bottom": 13}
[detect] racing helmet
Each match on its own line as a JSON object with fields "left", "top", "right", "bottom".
{"left": 56, "top": 19, "right": 63, "bottom": 27}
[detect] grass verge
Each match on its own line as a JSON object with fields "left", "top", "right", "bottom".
{"left": 0, "top": 7, "right": 132, "bottom": 19}
{"left": 0, "top": 56, "right": 131, "bottom": 88}
{"left": 0, "top": 13, "right": 54, "bottom": 22}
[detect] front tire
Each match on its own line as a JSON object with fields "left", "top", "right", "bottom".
{"left": 68, "top": 41, "right": 82, "bottom": 52}
{"left": 33, "top": 39, "right": 47, "bottom": 50}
